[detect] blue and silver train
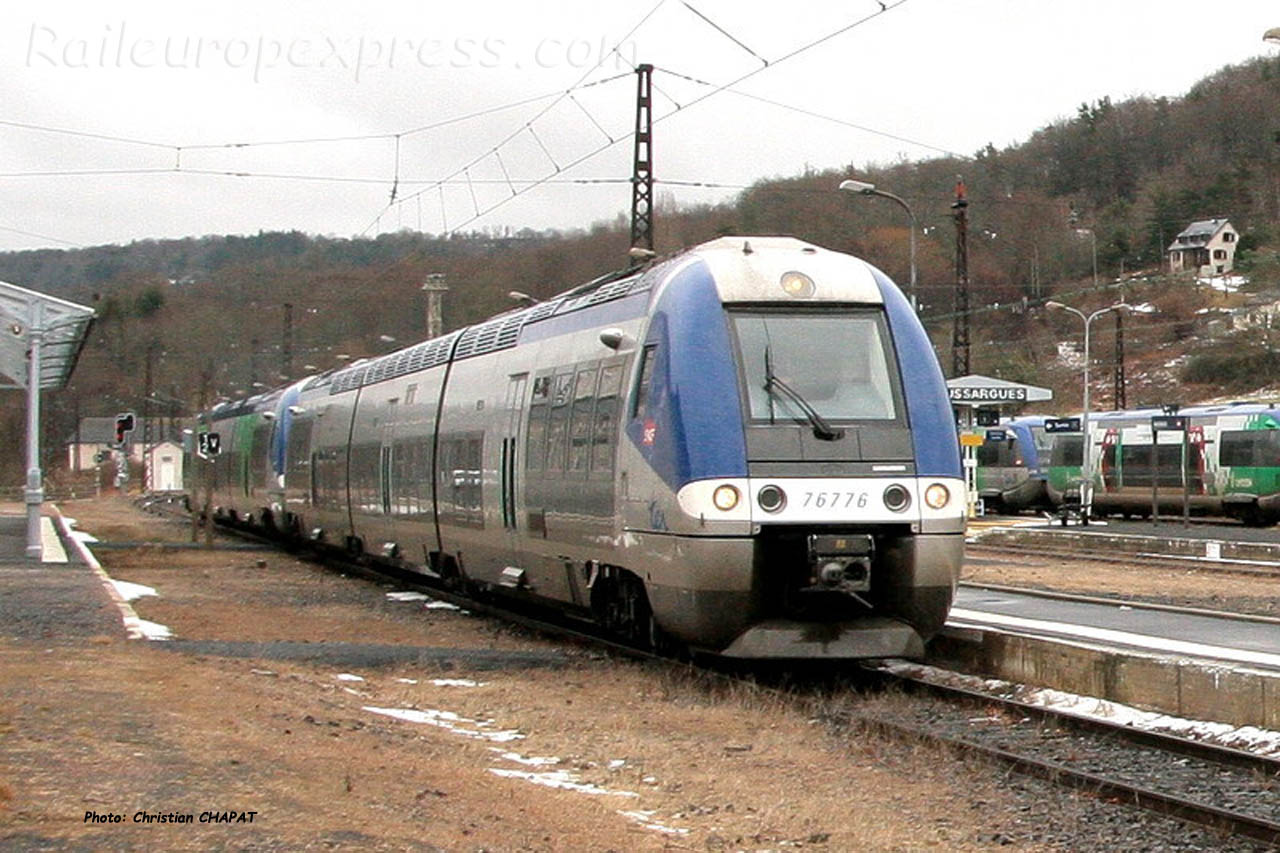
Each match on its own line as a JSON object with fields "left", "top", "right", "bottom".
{"left": 190, "top": 236, "right": 966, "bottom": 659}
{"left": 973, "top": 415, "right": 1054, "bottom": 513}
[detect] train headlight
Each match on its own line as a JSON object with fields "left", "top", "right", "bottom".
{"left": 713, "top": 484, "right": 741, "bottom": 511}
{"left": 757, "top": 484, "right": 786, "bottom": 513}
{"left": 924, "top": 483, "right": 951, "bottom": 510}
{"left": 883, "top": 484, "right": 911, "bottom": 513}
{"left": 779, "top": 271, "right": 815, "bottom": 298}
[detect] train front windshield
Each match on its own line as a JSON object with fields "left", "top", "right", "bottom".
{"left": 730, "top": 310, "right": 900, "bottom": 425}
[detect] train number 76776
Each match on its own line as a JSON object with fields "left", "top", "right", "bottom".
{"left": 801, "top": 491, "right": 870, "bottom": 509}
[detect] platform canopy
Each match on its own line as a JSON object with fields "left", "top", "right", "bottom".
{"left": 0, "top": 280, "right": 94, "bottom": 391}
{"left": 946, "top": 373, "right": 1053, "bottom": 407}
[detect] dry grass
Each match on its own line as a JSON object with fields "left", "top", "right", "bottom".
{"left": 0, "top": 497, "right": 1075, "bottom": 850}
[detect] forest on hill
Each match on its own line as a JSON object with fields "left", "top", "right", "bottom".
{"left": 4, "top": 54, "right": 1280, "bottom": 484}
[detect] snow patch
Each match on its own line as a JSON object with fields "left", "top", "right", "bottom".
{"left": 363, "top": 706, "right": 525, "bottom": 742}
{"left": 110, "top": 580, "right": 156, "bottom": 602}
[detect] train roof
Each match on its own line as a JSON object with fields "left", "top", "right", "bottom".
{"left": 1058, "top": 401, "right": 1280, "bottom": 422}
{"left": 689, "top": 236, "right": 883, "bottom": 305}
{"left": 321, "top": 236, "right": 888, "bottom": 395}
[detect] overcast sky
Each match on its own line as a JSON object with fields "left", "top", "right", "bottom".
{"left": 2, "top": 0, "right": 1278, "bottom": 252}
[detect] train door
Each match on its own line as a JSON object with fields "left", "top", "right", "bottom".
{"left": 500, "top": 373, "right": 528, "bottom": 562}
{"left": 379, "top": 400, "right": 398, "bottom": 549}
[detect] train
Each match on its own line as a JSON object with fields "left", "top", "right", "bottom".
{"left": 1042, "top": 402, "right": 1280, "bottom": 526}
{"left": 972, "top": 415, "right": 1054, "bottom": 514}
{"left": 187, "top": 236, "right": 966, "bottom": 659}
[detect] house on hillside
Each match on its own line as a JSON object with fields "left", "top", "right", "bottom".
{"left": 1167, "top": 218, "right": 1239, "bottom": 276}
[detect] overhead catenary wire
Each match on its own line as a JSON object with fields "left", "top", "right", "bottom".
{"left": 681, "top": 1, "right": 769, "bottom": 67}
{"left": 364, "top": 0, "right": 669, "bottom": 235}
{"left": 0, "top": 0, "right": 932, "bottom": 244}
{"left": 656, "top": 66, "right": 967, "bottom": 160}
{"left": 371, "top": 0, "right": 913, "bottom": 237}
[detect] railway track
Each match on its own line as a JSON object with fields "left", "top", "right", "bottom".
{"left": 852, "top": 662, "right": 1280, "bottom": 847}
{"left": 132, "top": 496, "right": 1280, "bottom": 846}
{"left": 966, "top": 539, "right": 1280, "bottom": 579}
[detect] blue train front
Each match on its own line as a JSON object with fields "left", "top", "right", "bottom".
{"left": 194, "top": 236, "right": 965, "bottom": 660}
{"left": 610, "top": 238, "right": 964, "bottom": 657}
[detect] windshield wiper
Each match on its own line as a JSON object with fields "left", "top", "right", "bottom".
{"left": 763, "top": 347, "right": 844, "bottom": 441}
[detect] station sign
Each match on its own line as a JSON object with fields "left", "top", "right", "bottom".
{"left": 958, "top": 432, "right": 985, "bottom": 448}
{"left": 949, "top": 386, "right": 1027, "bottom": 403}
{"left": 1151, "top": 415, "right": 1187, "bottom": 432}
{"left": 1044, "top": 417, "right": 1082, "bottom": 433}
{"left": 985, "top": 429, "right": 1008, "bottom": 442}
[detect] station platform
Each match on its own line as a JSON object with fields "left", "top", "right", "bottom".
{"left": 940, "top": 583, "right": 1280, "bottom": 729}
{"left": 950, "top": 585, "right": 1280, "bottom": 672}
{"left": 0, "top": 511, "right": 127, "bottom": 642}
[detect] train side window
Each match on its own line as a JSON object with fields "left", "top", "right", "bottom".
{"left": 592, "top": 364, "right": 624, "bottom": 475}
{"left": 568, "top": 365, "right": 600, "bottom": 473}
{"left": 1221, "top": 430, "right": 1280, "bottom": 468}
{"left": 438, "top": 433, "right": 484, "bottom": 526}
{"left": 1221, "top": 431, "right": 1256, "bottom": 467}
{"left": 525, "top": 374, "right": 553, "bottom": 472}
{"left": 544, "top": 372, "right": 575, "bottom": 472}
{"left": 632, "top": 344, "right": 657, "bottom": 418}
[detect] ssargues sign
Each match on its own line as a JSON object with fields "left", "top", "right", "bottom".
{"left": 948, "top": 386, "right": 1028, "bottom": 402}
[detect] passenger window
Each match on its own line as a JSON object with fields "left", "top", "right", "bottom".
{"left": 568, "top": 366, "right": 600, "bottom": 473}
{"left": 544, "top": 373, "right": 575, "bottom": 472}
{"left": 525, "top": 374, "right": 553, "bottom": 472}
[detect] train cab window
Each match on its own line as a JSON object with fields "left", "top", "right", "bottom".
{"left": 568, "top": 365, "right": 600, "bottom": 473}
{"left": 976, "top": 438, "right": 1015, "bottom": 467}
{"left": 729, "top": 310, "right": 900, "bottom": 424}
{"left": 632, "top": 344, "right": 657, "bottom": 418}
{"left": 1030, "top": 426, "right": 1052, "bottom": 454}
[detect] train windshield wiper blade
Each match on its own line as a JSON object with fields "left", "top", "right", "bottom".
{"left": 762, "top": 350, "right": 844, "bottom": 441}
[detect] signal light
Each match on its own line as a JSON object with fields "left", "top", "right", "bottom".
{"left": 114, "top": 412, "right": 135, "bottom": 444}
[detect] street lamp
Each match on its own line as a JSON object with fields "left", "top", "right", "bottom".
{"left": 1265, "top": 27, "right": 1280, "bottom": 44}
{"left": 838, "top": 179, "right": 918, "bottom": 311}
{"left": 1046, "top": 299, "right": 1130, "bottom": 523}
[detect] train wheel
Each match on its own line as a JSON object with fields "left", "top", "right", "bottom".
{"left": 1241, "top": 505, "right": 1268, "bottom": 527}
{"left": 592, "top": 569, "right": 654, "bottom": 649}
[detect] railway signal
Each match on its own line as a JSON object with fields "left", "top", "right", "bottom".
{"left": 114, "top": 412, "right": 135, "bottom": 445}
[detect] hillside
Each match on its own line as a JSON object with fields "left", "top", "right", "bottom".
{"left": 4, "top": 56, "right": 1280, "bottom": 481}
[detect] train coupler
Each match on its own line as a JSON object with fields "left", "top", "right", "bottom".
{"left": 805, "top": 534, "right": 874, "bottom": 604}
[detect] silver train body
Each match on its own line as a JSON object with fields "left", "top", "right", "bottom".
{"left": 191, "top": 237, "right": 966, "bottom": 659}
